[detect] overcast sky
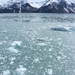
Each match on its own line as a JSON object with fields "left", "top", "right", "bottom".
{"left": 0, "top": 0, "right": 45, "bottom": 3}
{"left": 28, "top": 0, "right": 44, "bottom": 2}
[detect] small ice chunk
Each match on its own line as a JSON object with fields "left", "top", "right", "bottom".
{"left": 47, "top": 69, "right": 53, "bottom": 75}
{"left": 7, "top": 47, "right": 18, "bottom": 53}
{"left": 11, "top": 41, "right": 22, "bottom": 47}
{"left": 57, "top": 56, "right": 61, "bottom": 60}
{"left": 33, "top": 58, "right": 39, "bottom": 63}
{"left": 11, "top": 57, "right": 16, "bottom": 61}
{"left": 2, "top": 70, "right": 10, "bottom": 75}
{"left": 15, "top": 66, "right": 27, "bottom": 75}
{"left": 10, "top": 61, "right": 14, "bottom": 65}
{"left": 49, "top": 49, "right": 52, "bottom": 51}
{"left": 64, "top": 27, "right": 70, "bottom": 30}
{"left": 37, "top": 43, "right": 47, "bottom": 46}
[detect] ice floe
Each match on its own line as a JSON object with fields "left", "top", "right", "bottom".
{"left": 7, "top": 47, "right": 18, "bottom": 53}
{"left": 11, "top": 41, "right": 22, "bottom": 47}
{"left": 2, "top": 70, "right": 10, "bottom": 75}
{"left": 47, "top": 69, "right": 53, "bottom": 75}
{"left": 49, "top": 48, "right": 53, "bottom": 51}
{"left": 33, "top": 58, "right": 39, "bottom": 63}
{"left": 15, "top": 65, "right": 27, "bottom": 75}
{"left": 10, "top": 57, "right": 16, "bottom": 65}
{"left": 37, "top": 43, "right": 47, "bottom": 46}
{"left": 57, "top": 56, "right": 61, "bottom": 60}
{"left": 6, "top": 41, "right": 22, "bottom": 53}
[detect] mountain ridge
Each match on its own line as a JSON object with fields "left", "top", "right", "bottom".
{"left": 0, "top": 0, "right": 75, "bottom": 13}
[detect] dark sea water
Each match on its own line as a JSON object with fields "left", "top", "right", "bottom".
{"left": 0, "top": 13, "right": 75, "bottom": 75}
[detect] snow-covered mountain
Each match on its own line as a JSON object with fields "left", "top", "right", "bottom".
{"left": 29, "top": 2, "right": 44, "bottom": 8}
{"left": 0, "top": 0, "right": 43, "bottom": 8}
{"left": 38, "top": 0, "right": 75, "bottom": 13}
{"left": 0, "top": 0, "right": 75, "bottom": 13}
{"left": 43, "top": 0, "right": 75, "bottom": 6}
{"left": 0, "top": 0, "right": 39, "bottom": 13}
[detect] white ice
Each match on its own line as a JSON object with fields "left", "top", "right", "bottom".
{"left": 7, "top": 47, "right": 18, "bottom": 53}
{"left": 2, "top": 70, "right": 10, "bottom": 75}
{"left": 47, "top": 69, "right": 53, "bottom": 75}
{"left": 15, "top": 65, "right": 27, "bottom": 75}
{"left": 33, "top": 58, "right": 39, "bottom": 63}
{"left": 37, "top": 43, "right": 47, "bottom": 46}
{"left": 49, "top": 48, "right": 53, "bottom": 51}
{"left": 11, "top": 41, "right": 22, "bottom": 47}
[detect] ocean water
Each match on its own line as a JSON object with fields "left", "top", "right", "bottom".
{"left": 0, "top": 13, "right": 75, "bottom": 75}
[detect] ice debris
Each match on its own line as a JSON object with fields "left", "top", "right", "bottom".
{"left": 7, "top": 47, "right": 18, "bottom": 53}
{"left": 6, "top": 41, "right": 22, "bottom": 53}
{"left": 2, "top": 70, "right": 10, "bottom": 75}
{"left": 11, "top": 41, "right": 22, "bottom": 47}
{"left": 47, "top": 69, "right": 53, "bottom": 75}
{"left": 15, "top": 65, "right": 27, "bottom": 75}
{"left": 33, "top": 58, "right": 39, "bottom": 63}
{"left": 37, "top": 43, "right": 47, "bottom": 46}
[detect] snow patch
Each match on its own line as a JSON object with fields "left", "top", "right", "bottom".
{"left": 45, "top": 0, "right": 59, "bottom": 6}
{"left": 30, "top": 2, "right": 42, "bottom": 8}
